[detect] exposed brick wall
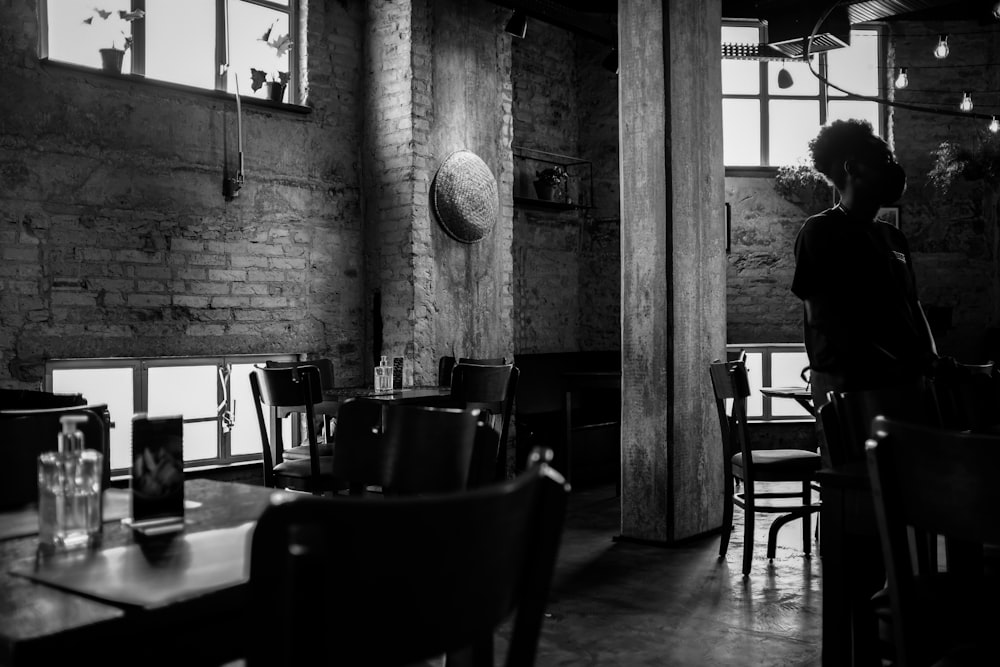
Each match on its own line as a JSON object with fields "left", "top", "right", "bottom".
{"left": 0, "top": 0, "right": 366, "bottom": 388}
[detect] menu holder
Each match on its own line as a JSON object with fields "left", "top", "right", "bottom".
{"left": 128, "top": 414, "right": 185, "bottom": 536}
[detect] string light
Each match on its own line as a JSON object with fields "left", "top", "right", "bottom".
{"left": 934, "top": 34, "right": 950, "bottom": 59}
{"left": 960, "top": 92, "right": 974, "bottom": 112}
{"left": 894, "top": 67, "right": 908, "bottom": 89}
{"left": 990, "top": 116, "right": 1000, "bottom": 133}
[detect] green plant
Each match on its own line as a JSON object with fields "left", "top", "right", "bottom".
{"left": 83, "top": 8, "right": 144, "bottom": 52}
{"left": 773, "top": 163, "right": 830, "bottom": 201}
{"left": 535, "top": 166, "right": 568, "bottom": 186}
{"left": 929, "top": 130, "right": 1000, "bottom": 194}
{"left": 250, "top": 21, "right": 293, "bottom": 93}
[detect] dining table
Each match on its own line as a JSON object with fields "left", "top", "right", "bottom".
{"left": 0, "top": 478, "right": 280, "bottom": 667}
{"left": 759, "top": 385, "right": 816, "bottom": 417}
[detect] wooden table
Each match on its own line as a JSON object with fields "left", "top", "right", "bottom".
{"left": 760, "top": 385, "right": 816, "bottom": 417}
{"left": 815, "top": 462, "right": 884, "bottom": 667}
{"left": 0, "top": 479, "right": 278, "bottom": 666}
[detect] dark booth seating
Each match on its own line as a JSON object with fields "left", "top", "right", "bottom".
{"left": 514, "top": 351, "right": 620, "bottom": 487}
{"left": 0, "top": 388, "right": 86, "bottom": 411}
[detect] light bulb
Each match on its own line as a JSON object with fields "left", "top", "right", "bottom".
{"left": 934, "top": 34, "right": 949, "bottom": 59}
{"left": 960, "top": 92, "right": 973, "bottom": 112}
{"left": 894, "top": 67, "right": 908, "bottom": 89}
{"left": 993, "top": 1, "right": 1000, "bottom": 20}
{"left": 990, "top": 116, "right": 1000, "bottom": 133}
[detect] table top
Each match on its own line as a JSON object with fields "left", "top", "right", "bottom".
{"left": 759, "top": 385, "right": 812, "bottom": 400}
{"left": 0, "top": 479, "right": 278, "bottom": 666}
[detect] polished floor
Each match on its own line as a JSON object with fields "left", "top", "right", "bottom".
{"left": 524, "top": 483, "right": 822, "bottom": 667}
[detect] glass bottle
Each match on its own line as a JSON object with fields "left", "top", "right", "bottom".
{"left": 38, "top": 415, "right": 103, "bottom": 551}
{"left": 374, "top": 355, "right": 394, "bottom": 394}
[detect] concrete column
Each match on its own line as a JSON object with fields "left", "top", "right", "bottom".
{"left": 619, "top": 0, "right": 726, "bottom": 543}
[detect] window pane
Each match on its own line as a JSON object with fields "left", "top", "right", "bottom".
{"left": 182, "top": 421, "right": 219, "bottom": 461}
{"left": 145, "top": 0, "right": 216, "bottom": 89}
{"left": 744, "top": 353, "right": 764, "bottom": 418}
{"left": 771, "top": 352, "right": 811, "bottom": 417}
{"left": 828, "top": 29, "right": 879, "bottom": 97}
{"left": 723, "top": 99, "right": 761, "bottom": 166}
{"left": 769, "top": 100, "right": 820, "bottom": 166}
{"left": 721, "top": 25, "right": 761, "bottom": 94}
{"left": 147, "top": 365, "right": 218, "bottom": 419}
{"left": 52, "top": 367, "right": 134, "bottom": 470}
{"left": 47, "top": 0, "right": 133, "bottom": 73}
{"left": 767, "top": 57, "right": 819, "bottom": 96}
{"left": 228, "top": 3, "right": 291, "bottom": 100}
{"left": 828, "top": 101, "right": 881, "bottom": 136}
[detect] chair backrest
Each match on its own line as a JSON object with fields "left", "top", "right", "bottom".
{"left": 0, "top": 404, "right": 112, "bottom": 510}
{"left": 450, "top": 363, "right": 519, "bottom": 482}
{"left": 439, "top": 356, "right": 508, "bottom": 387}
{"left": 332, "top": 399, "right": 482, "bottom": 495}
{"left": 825, "top": 382, "right": 941, "bottom": 467}
{"left": 264, "top": 358, "right": 335, "bottom": 392}
{"left": 933, "top": 361, "right": 999, "bottom": 433}
{"left": 249, "top": 365, "right": 324, "bottom": 486}
{"left": 866, "top": 417, "right": 1000, "bottom": 667}
{"left": 708, "top": 358, "right": 754, "bottom": 479}
{"left": 247, "top": 448, "right": 570, "bottom": 667}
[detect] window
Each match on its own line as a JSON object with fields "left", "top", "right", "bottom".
{"left": 41, "top": 0, "right": 297, "bottom": 103}
{"left": 727, "top": 344, "right": 811, "bottom": 421}
{"left": 722, "top": 23, "right": 883, "bottom": 167}
{"left": 46, "top": 354, "right": 296, "bottom": 476}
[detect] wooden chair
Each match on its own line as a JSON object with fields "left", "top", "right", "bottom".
{"left": 250, "top": 365, "right": 339, "bottom": 495}
{"left": 933, "top": 361, "right": 999, "bottom": 434}
{"left": 438, "top": 355, "right": 508, "bottom": 387}
{"left": 709, "top": 358, "right": 821, "bottom": 576}
{"left": 264, "top": 358, "right": 336, "bottom": 460}
{"left": 0, "top": 404, "right": 112, "bottom": 510}
{"left": 866, "top": 417, "right": 1000, "bottom": 667}
{"left": 450, "top": 362, "right": 519, "bottom": 482}
{"left": 246, "top": 447, "right": 570, "bottom": 667}
{"left": 332, "top": 398, "right": 482, "bottom": 496}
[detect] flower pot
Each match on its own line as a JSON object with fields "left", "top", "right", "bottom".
{"left": 99, "top": 48, "right": 125, "bottom": 74}
{"left": 266, "top": 81, "right": 286, "bottom": 103}
{"left": 533, "top": 181, "right": 555, "bottom": 201}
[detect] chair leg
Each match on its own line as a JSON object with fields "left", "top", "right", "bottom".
{"left": 742, "top": 495, "right": 755, "bottom": 576}
{"left": 802, "top": 481, "right": 812, "bottom": 556}
{"left": 719, "top": 477, "right": 734, "bottom": 558}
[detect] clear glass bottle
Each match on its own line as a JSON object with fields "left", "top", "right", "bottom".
{"left": 374, "top": 355, "right": 394, "bottom": 394}
{"left": 38, "top": 415, "right": 103, "bottom": 551}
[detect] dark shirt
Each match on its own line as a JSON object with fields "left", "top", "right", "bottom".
{"left": 792, "top": 206, "right": 934, "bottom": 391}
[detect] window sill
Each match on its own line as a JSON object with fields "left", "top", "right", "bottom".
{"left": 725, "top": 166, "right": 779, "bottom": 178}
{"left": 39, "top": 58, "right": 312, "bottom": 115}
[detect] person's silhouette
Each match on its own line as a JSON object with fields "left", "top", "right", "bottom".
{"left": 792, "top": 119, "right": 939, "bottom": 412}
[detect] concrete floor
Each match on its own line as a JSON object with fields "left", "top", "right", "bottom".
{"left": 529, "top": 483, "right": 822, "bottom": 666}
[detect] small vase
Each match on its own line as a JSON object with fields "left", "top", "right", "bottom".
{"left": 534, "top": 181, "right": 555, "bottom": 201}
{"left": 266, "top": 82, "right": 286, "bottom": 103}
{"left": 99, "top": 48, "right": 125, "bottom": 74}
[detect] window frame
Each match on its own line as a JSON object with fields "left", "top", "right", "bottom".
{"left": 37, "top": 0, "right": 301, "bottom": 106}
{"left": 722, "top": 20, "right": 887, "bottom": 170}
{"left": 726, "top": 343, "right": 812, "bottom": 422}
{"left": 45, "top": 353, "right": 298, "bottom": 477}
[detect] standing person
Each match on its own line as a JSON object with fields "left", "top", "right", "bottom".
{"left": 791, "top": 119, "right": 940, "bottom": 413}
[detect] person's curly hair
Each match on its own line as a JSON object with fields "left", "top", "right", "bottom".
{"left": 808, "top": 119, "right": 878, "bottom": 190}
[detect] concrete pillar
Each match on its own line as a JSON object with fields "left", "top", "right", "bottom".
{"left": 619, "top": 0, "right": 726, "bottom": 542}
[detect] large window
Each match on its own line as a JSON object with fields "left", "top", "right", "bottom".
{"left": 41, "top": 0, "right": 297, "bottom": 103}
{"left": 722, "top": 23, "right": 883, "bottom": 167}
{"left": 46, "top": 354, "right": 296, "bottom": 476}
{"left": 727, "top": 343, "right": 811, "bottom": 421}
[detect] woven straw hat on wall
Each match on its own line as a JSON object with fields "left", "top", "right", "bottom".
{"left": 432, "top": 149, "right": 499, "bottom": 244}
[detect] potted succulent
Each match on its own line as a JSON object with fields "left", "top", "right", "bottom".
{"left": 249, "top": 22, "right": 293, "bottom": 102}
{"left": 84, "top": 8, "right": 144, "bottom": 74}
{"left": 534, "top": 165, "right": 568, "bottom": 201}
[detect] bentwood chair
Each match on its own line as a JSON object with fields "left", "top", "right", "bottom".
{"left": 332, "top": 398, "right": 482, "bottom": 496}
{"left": 246, "top": 447, "right": 570, "bottom": 667}
{"left": 0, "top": 404, "right": 112, "bottom": 510}
{"left": 250, "top": 365, "right": 339, "bottom": 495}
{"left": 449, "top": 362, "right": 519, "bottom": 482}
{"left": 867, "top": 417, "right": 1000, "bottom": 667}
{"left": 710, "top": 358, "right": 822, "bottom": 576}
{"left": 438, "top": 356, "right": 508, "bottom": 387}
{"left": 264, "top": 358, "right": 337, "bottom": 460}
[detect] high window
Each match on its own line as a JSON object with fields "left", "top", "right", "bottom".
{"left": 40, "top": 0, "right": 297, "bottom": 103}
{"left": 726, "top": 344, "right": 812, "bottom": 421}
{"left": 46, "top": 354, "right": 296, "bottom": 477}
{"left": 722, "top": 23, "right": 883, "bottom": 167}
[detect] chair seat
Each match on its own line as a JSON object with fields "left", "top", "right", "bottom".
{"left": 731, "top": 449, "right": 821, "bottom": 480}
{"left": 283, "top": 442, "right": 335, "bottom": 460}
{"left": 273, "top": 456, "right": 335, "bottom": 479}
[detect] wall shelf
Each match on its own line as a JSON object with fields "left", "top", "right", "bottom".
{"left": 513, "top": 146, "right": 593, "bottom": 210}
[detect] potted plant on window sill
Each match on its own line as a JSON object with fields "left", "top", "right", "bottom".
{"left": 249, "top": 21, "right": 293, "bottom": 103}
{"left": 84, "top": 8, "right": 144, "bottom": 74}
